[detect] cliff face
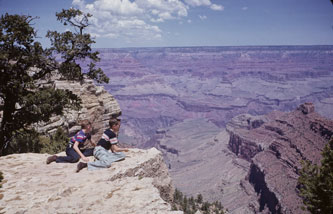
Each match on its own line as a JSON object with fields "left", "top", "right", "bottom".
{"left": 155, "top": 118, "right": 259, "bottom": 214}
{"left": 95, "top": 46, "right": 333, "bottom": 148}
{"left": 226, "top": 103, "right": 333, "bottom": 214}
{"left": 36, "top": 77, "right": 121, "bottom": 143}
{"left": 0, "top": 148, "right": 182, "bottom": 214}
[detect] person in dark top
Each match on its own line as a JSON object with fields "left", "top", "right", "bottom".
{"left": 76, "top": 118, "right": 129, "bottom": 172}
{"left": 46, "top": 120, "right": 95, "bottom": 164}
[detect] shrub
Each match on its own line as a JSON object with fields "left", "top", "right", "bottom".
{"left": 196, "top": 193, "right": 203, "bottom": 204}
{"left": 298, "top": 138, "right": 333, "bottom": 214}
{"left": 172, "top": 189, "right": 225, "bottom": 214}
{"left": 6, "top": 127, "right": 68, "bottom": 155}
{"left": 7, "top": 129, "right": 43, "bottom": 154}
{"left": 39, "top": 127, "right": 68, "bottom": 154}
{"left": 0, "top": 171, "right": 3, "bottom": 188}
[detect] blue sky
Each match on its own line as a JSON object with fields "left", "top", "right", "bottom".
{"left": 1, "top": 0, "right": 333, "bottom": 48}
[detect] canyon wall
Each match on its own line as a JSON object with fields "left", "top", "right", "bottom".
{"left": 227, "top": 103, "right": 333, "bottom": 213}
{"left": 92, "top": 46, "right": 333, "bottom": 148}
{"left": 87, "top": 46, "right": 333, "bottom": 213}
{"left": 155, "top": 103, "right": 333, "bottom": 214}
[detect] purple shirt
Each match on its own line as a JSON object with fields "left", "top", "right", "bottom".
{"left": 70, "top": 130, "right": 91, "bottom": 148}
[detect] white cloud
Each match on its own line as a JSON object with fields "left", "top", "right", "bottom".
{"left": 135, "top": 0, "right": 188, "bottom": 20}
{"left": 150, "top": 17, "right": 164, "bottom": 23}
{"left": 210, "top": 4, "right": 224, "bottom": 11}
{"left": 93, "top": 0, "right": 143, "bottom": 16}
{"left": 72, "top": 0, "right": 167, "bottom": 43}
{"left": 185, "top": 0, "right": 223, "bottom": 11}
{"left": 71, "top": 0, "right": 223, "bottom": 45}
{"left": 242, "top": 6, "right": 248, "bottom": 11}
{"left": 184, "top": 0, "right": 211, "bottom": 7}
{"left": 199, "top": 15, "right": 207, "bottom": 20}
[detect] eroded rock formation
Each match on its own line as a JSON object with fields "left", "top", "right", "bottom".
{"left": 95, "top": 46, "right": 333, "bottom": 148}
{"left": 156, "top": 103, "right": 333, "bottom": 214}
{"left": 0, "top": 148, "right": 182, "bottom": 214}
{"left": 155, "top": 119, "right": 259, "bottom": 213}
{"left": 36, "top": 76, "right": 121, "bottom": 143}
{"left": 227, "top": 103, "right": 333, "bottom": 213}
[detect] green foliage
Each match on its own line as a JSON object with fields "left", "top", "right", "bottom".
{"left": 0, "top": 171, "right": 3, "bottom": 188}
{"left": 8, "top": 129, "right": 43, "bottom": 154}
{"left": 7, "top": 127, "right": 68, "bottom": 155}
{"left": 201, "top": 202, "right": 210, "bottom": 211}
{"left": 46, "top": 8, "right": 109, "bottom": 84}
{"left": 196, "top": 193, "right": 203, "bottom": 204}
{"left": 172, "top": 189, "right": 226, "bottom": 214}
{"left": 174, "top": 188, "right": 184, "bottom": 202}
{"left": 39, "top": 127, "right": 68, "bottom": 154}
{"left": 0, "top": 9, "right": 108, "bottom": 155}
{"left": 298, "top": 138, "right": 333, "bottom": 214}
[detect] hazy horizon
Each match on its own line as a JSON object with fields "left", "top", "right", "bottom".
{"left": 92, "top": 44, "right": 333, "bottom": 49}
{"left": 1, "top": 0, "right": 333, "bottom": 48}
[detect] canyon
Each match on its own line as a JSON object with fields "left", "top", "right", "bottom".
{"left": 2, "top": 46, "right": 332, "bottom": 213}
{"left": 155, "top": 103, "right": 333, "bottom": 213}
{"left": 92, "top": 46, "right": 333, "bottom": 148}
{"left": 91, "top": 46, "right": 333, "bottom": 213}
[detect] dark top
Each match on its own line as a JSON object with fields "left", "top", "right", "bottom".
{"left": 70, "top": 130, "right": 91, "bottom": 149}
{"left": 97, "top": 129, "right": 118, "bottom": 150}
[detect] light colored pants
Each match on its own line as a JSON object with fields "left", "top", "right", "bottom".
{"left": 87, "top": 146, "right": 125, "bottom": 171}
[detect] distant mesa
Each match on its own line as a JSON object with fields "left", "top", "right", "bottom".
{"left": 92, "top": 46, "right": 333, "bottom": 148}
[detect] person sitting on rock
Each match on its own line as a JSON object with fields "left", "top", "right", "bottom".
{"left": 76, "top": 118, "right": 129, "bottom": 172}
{"left": 46, "top": 119, "right": 95, "bottom": 164}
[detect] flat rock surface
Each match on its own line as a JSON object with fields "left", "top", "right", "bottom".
{"left": 0, "top": 148, "right": 182, "bottom": 214}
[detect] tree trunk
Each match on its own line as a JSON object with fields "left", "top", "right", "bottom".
{"left": 0, "top": 96, "right": 16, "bottom": 156}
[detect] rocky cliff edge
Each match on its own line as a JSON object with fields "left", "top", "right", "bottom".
{"left": 0, "top": 148, "right": 182, "bottom": 214}
{"left": 226, "top": 103, "right": 333, "bottom": 214}
{"left": 35, "top": 76, "right": 122, "bottom": 143}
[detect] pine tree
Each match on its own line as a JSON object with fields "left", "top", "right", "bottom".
{"left": 0, "top": 9, "right": 108, "bottom": 155}
{"left": 298, "top": 138, "right": 333, "bottom": 214}
{"left": 196, "top": 193, "right": 203, "bottom": 204}
{"left": 46, "top": 8, "right": 109, "bottom": 84}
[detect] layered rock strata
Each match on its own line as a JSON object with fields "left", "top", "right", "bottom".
{"left": 36, "top": 76, "right": 121, "bottom": 143}
{"left": 0, "top": 148, "right": 182, "bottom": 214}
{"left": 95, "top": 46, "right": 333, "bottom": 148}
{"left": 157, "top": 103, "right": 333, "bottom": 214}
{"left": 226, "top": 103, "right": 333, "bottom": 213}
{"left": 155, "top": 119, "right": 259, "bottom": 213}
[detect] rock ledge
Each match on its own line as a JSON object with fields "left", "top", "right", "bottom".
{"left": 0, "top": 148, "right": 182, "bottom": 214}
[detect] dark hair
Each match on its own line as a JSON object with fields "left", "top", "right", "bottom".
{"left": 109, "top": 118, "right": 121, "bottom": 128}
{"left": 80, "top": 119, "right": 91, "bottom": 129}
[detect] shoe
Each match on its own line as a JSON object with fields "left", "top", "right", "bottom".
{"left": 46, "top": 155, "right": 57, "bottom": 164}
{"left": 76, "top": 162, "right": 88, "bottom": 173}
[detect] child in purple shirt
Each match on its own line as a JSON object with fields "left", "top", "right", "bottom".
{"left": 46, "top": 120, "right": 95, "bottom": 164}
